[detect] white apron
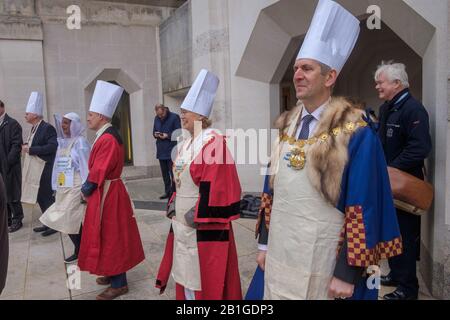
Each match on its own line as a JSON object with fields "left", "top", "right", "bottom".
{"left": 264, "top": 112, "right": 344, "bottom": 300}
{"left": 21, "top": 122, "right": 46, "bottom": 205}
{"left": 171, "top": 131, "right": 214, "bottom": 292}
{"left": 39, "top": 142, "right": 86, "bottom": 234}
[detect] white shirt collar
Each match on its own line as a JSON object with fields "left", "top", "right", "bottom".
{"left": 301, "top": 102, "right": 327, "bottom": 121}
{"left": 93, "top": 122, "right": 113, "bottom": 146}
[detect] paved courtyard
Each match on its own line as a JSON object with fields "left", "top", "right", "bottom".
{"left": 0, "top": 178, "right": 436, "bottom": 300}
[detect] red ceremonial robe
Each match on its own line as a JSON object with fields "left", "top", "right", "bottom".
{"left": 78, "top": 127, "right": 145, "bottom": 276}
{"left": 156, "top": 133, "right": 242, "bottom": 300}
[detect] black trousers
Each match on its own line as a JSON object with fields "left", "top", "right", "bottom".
{"left": 388, "top": 209, "right": 421, "bottom": 296}
{"left": 68, "top": 225, "right": 83, "bottom": 255}
{"left": 159, "top": 159, "right": 174, "bottom": 195}
{"left": 7, "top": 201, "right": 24, "bottom": 224}
{"left": 36, "top": 184, "right": 55, "bottom": 214}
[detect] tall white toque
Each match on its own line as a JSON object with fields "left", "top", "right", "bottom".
{"left": 296, "top": 0, "right": 360, "bottom": 74}
{"left": 89, "top": 80, "right": 124, "bottom": 118}
{"left": 25, "top": 92, "right": 44, "bottom": 116}
{"left": 180, "top": 69, "right": 219, "bottom": 118}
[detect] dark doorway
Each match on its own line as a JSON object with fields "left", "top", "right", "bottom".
{"left": 110, "top": 81, "right": 134, "bottom": 165}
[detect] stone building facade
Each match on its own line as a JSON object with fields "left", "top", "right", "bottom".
{"left": 1, "top": 0, "right": 450, "bottom": 299}
{"left": 0, "top": 0, "right": 183, "bottom": 178}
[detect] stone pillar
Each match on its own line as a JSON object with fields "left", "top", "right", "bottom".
{"left": 190, "top": 0, "right": 232, "bottom": 132}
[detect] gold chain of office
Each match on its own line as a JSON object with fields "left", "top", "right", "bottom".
{"left": 281, "top": 120, "right": 368, "bottom": 170}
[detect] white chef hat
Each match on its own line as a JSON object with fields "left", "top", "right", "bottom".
{"left": 180, "top": 69, "right": 219, "bottom": 118}
{"left": 296, "top": 0, "right": 360, "bottom": 74}
{"left": 25, "top": 92, "right": 44, "bottom": 116}
{"left": 89, "top": 80, "right": 124, "bottom": 118}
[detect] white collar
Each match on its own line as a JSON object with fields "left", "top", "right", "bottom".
{"left": 301, "top": 102, "right": 327, "bottom": 121}
{"left": 93, "top": 122, "right": 112, "bottom": 146}
{"left": 32, "top": 119, "right": 43, "bottom": 132}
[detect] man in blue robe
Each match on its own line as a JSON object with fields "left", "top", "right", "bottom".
{"left": 247, "top": 0, "right": 402, "bottom": 300}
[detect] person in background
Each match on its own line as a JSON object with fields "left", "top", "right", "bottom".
{"left": 0, "top": 99, "right": 24, "bottom": 233}
{"left": 21, "top": 92, "right": 58, "bottom": 237}
{"left": 153, "top": 104, "right": 181, "bottom": 199}
{"left": 39, "top": 113, "right": 90, "bottom": 263}
{"left": 375, "top": 61, "right": 432, "bottom": 300}
{"left": 0, "top": 175, "right": 8, "bottom": 295}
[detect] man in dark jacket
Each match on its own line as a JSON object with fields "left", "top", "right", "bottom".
{"left": 375, "top": 61, "right": 432, "bottom": 300}
{"left": 0, "top": 100, "right": 24, "bottom": 233}
{"left": 22, "top": 92, "right": 58, "bottom": 237}
{"left": 153, "top": 104, "right": 181, "bottom": 199}
{"left": 0, "top": 174, "right": 8, "bottom": 295}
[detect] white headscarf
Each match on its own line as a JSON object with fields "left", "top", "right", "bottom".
{"left": 54, "top": 112, "right": 86, "bottom": 149}
{"left": 51, "top": 112, "right": 91, "bottom": 190}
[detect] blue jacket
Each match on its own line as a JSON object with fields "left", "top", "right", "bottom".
{"left": 377, "top": 89, "right": 432, "bottom": 179}
{"left": 153, "top": 111, "right": 181, "bottom": 160}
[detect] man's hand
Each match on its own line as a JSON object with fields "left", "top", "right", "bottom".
{"left": 159, "top": 133, "right": 169, "bottom": 140}
{"left": 328, "top": 277, "right": 354, "bottom": 299}
{"left": 22, "top": 144, "right": 29, "bottom": 154}
{"left": 256, "top": 250, "right": 267, "bottom": 271}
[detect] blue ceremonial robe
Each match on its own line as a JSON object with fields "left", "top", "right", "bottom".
{"left": 247, "top": 118, "right": 402, "bottom": 300}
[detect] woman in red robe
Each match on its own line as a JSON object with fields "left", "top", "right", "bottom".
{"left": 79, "top": 81, "right": 145, "bottom": 300}
{"left": 156, "top": 69, "right": 242, "bottom": 300}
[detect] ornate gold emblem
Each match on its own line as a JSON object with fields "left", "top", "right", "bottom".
{"left": 344, "top": 122, "right": 356, "bottom": 133}
{"left": 332, "top": 127, "right": 341, "bottom": 136}
{"left": 288, "top": 148, "right": 306, "bottom": 170}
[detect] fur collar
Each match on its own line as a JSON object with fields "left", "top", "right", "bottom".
{"left": 271, "top": 97, "right": 366, "bottom": 206}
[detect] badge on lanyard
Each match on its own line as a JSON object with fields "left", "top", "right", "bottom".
{"left": 56, "top": 156, "right": 74, "bottom": 188}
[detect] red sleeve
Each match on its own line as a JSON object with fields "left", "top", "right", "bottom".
{"left": 190, "top": 134, "right": 242, "bottom": 224}
{"left": 87, "top": 134, "right": 117, "bottom": 185}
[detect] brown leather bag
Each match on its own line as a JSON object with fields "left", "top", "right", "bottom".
{"left": 387, "top": 167, "right": 434, "bottom": 215}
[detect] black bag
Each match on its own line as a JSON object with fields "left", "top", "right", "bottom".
{"left": 240, "top": 194, "right": 261, "bottom": 219}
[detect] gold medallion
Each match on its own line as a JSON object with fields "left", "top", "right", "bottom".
{"left": 289, "top": 148, "right": 306, "bottom": 170}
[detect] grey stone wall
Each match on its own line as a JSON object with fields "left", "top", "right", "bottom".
{"left": 0, "top": 0, "right": 177, "bottom": 169}
{"left": 159, "top": 0, "right": 191, "bottom": 93}
{"left": 0, "top": 0, "right": 36, "bottom": 16}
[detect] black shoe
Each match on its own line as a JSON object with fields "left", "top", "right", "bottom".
{"left": 41, "top": 228, "right": 58, "bottom": 237}
{"left": 381, "top": 275, "right": 399, "bottom": 287}
{"left": 64, "top": 254, "right": 78, "bottom": 264}
{"left": 383, "top": 289, "right": 418, "bottom": 300}
{"left": 159, "top": 193, "right": 170, "bottom": 200}
{"left": 8, "top": 221, "right": 23, "bottom": 233}
{"left": 33, "top": 225, "right": 49, "bottom": 233}
{"left": 7, "top": 220, "right": 12, "bottom": 227}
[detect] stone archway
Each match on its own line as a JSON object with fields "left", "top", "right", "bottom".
{"left": 278, "top": 19, "right": 423, "bottom": 114}
{"left": 83, "top": 68, "right": 148, "bottom": 167}
{"left": 236, "top": 0, "right": 434, "bottom": 121}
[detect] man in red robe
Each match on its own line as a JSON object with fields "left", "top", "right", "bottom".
{"left": 79, "top": 80, "right": 145, "bottom": 300}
